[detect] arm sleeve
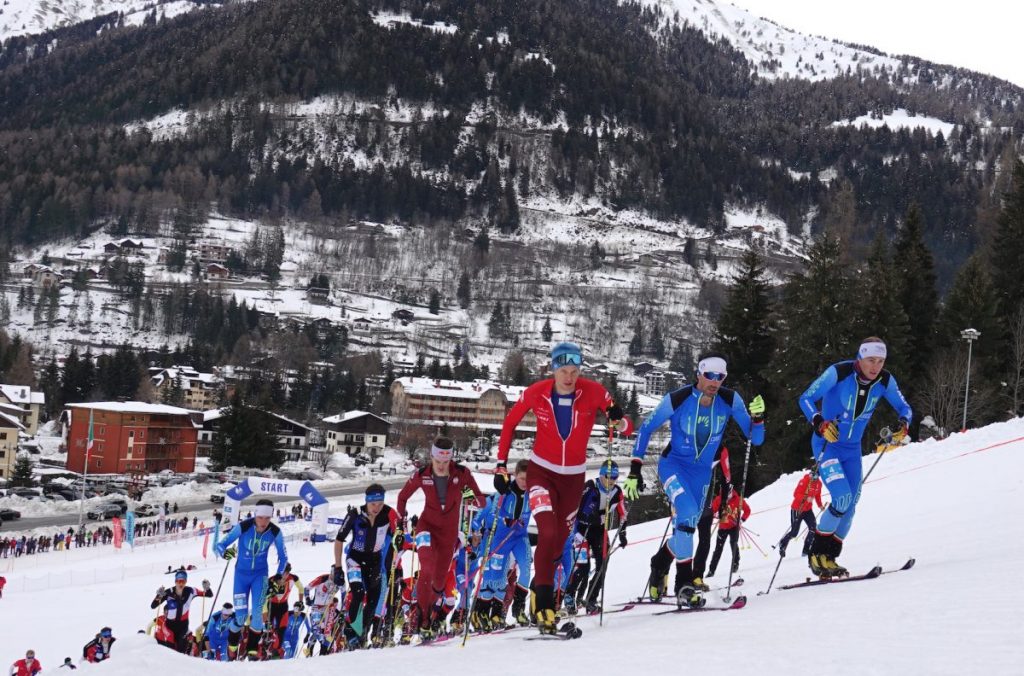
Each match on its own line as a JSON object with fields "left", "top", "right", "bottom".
{"left": 274, "top": 531, "right": 288, "bottom": 576}
{"left": 472, "top": 496, "right": 494, "bottom": 532}
{"left": 497, "top": 390, "right": 533, "bottom": 462}
{"left": 730, "top": 393, "right": 764, "bottom": 446}
{"left": 794, "top": 474, "right": 809, "bottom": 499}
{"left": 215, "top": 524, "right": 241, "bottom": 554}
{"left": 814, "top": 483, "right": 824, "bottom": 509}
{"left": 396, "top": 473, "right": 420, "bottom": 520}
{"left": 631, "top": 394, "right": 675, "bottom": 459}
{"left": 720, "top": 447, "right": 732, "bottom": 483}
{"left": 884, "top": 375, "right": 913, "bottom": 424}
{"left": 615, "top": 489, "right": 627, "bottom": 522}
{"left": 799, "top": 366, "right": 838, "bottom": 423}
{"left": 334, "top": 511, "right": 355, "bottom": 543}
{"left": 711, "top": 496, "right": 721, "bottom": 513}
{"left": 741, "top": 500, "right": 751, "bottom": 521}
{"left": 294, "top": 575, "right": 304, "bottom": 598}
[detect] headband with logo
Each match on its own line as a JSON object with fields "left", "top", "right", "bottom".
{"left": 697, "top": 356, "right": 728, "bottom": 375}
{"left": 858, "top": 342, "right": 887, "bottom": 360}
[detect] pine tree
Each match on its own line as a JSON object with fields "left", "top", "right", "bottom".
{"left": 428, "top": 289, "right": 441, "bottom": 315}
{"left": 855, "top": 233, "right": 911, "bottom": 377}
{"left": 990, "top": 160, "right": 1024, "bottom": 390}
{"left": 766, "top": 234, "right": 860, "bottom": 484}
{"left": 894, "top": 204, "right": 938, "bottom": 392}
{"left": 9, "top": 455, "right": 35, "bottom": 488}
{"left": 456, "top": 272, "right": 471, "bottom": 309}
{"left": 474, "top": 228, "right": 490, "bottom": 255}
{"left": 488, "top": 302, "right": 505, "bottom": 340}
{"left": 589, "top": 241, "right": 604, "bottom": 269}
{"left": 711, "top": 248, "right": 776, "bottom": 400}
{"left": 650, "top": 322, "right": 666, "bottom": 360}
{"left": 541, "top": 317, "right": 553, "bottom": 342}
{"left": 628, "top": 319, "right": 644, "bottom": 357}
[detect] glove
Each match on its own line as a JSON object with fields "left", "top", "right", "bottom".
{"left": 392, "top": 523, "right": 405, "bottom": 549}
{"left": 623, "top": 459, "right": 644, "bottom": 500}
{"left": 748, "top": 395, "right": 765, "bottom": 423}
{"left": 201, "top": 579, "right": 211, "bottom": 592}
{"left": 618, "top": 529, "right": 628, "bottom": 548}
{"left": 571, "top": 532, "right": 585, "bottom": 547}
{"left": 493, "top": 463, "right": 510, "bottom": 494}
{"left": 892, "top": 421, "right": 910, "bottom": 445}
{"left": 331, "top": 565, "right": 344, "bottom": 586}
{"left": 458, "top": 530, "right": 468, "bottom": 547}
{"left": 156, "top": 586, "right": 166, "bottom": 597}
{"left": 221, "top": 546, "right": 236, "bottom": 561}
{"left": 410, "top": 515, "right": 418, "bottom": 529}
{"left": 813, "top": 415, "right": 839, "bottom": 443}
{"left": 461, "top": 486, "right": 477, "bottom": 503}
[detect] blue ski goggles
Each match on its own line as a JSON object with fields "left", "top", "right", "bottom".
{"left": 552, "top": 352, "right": 583, "bottom": 368}
{"left": 699, "top": 371, "right": 727, "bottom": 382}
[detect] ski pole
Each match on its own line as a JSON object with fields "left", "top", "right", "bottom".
{"left": 636, "top": 517, "right": 672, "bottom": 602}
{"left": 724, "top": 436, "right": 752, "bottom": 602}
{"left": 462, "top": 494, "right": 503, "bottom": 647}
{"left": 204, "top": 555, "right": 233, "bottom": 626}
{"left": 598, "top": 425, "right": 615, "bottom": 626}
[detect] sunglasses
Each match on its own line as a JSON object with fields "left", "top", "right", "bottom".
{"left": 553, "top": 352, "right": 583, "bottom": 367}
{"left": 101, "top": 630, "right": 112, "bottom": 637}
{"left": 700, "top": 371, "right": 727, "bottom": 382}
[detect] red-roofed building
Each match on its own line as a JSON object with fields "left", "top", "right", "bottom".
{"left": 65, "top": 402, "right": 201, "bottom": 474}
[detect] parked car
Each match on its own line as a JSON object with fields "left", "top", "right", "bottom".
{"left": 210, "top": 493, "right": 225, "bottom": 504}
{"left": 0, "top": 508, "right": 22, "bottom": 520}
{"left": 8, "top": 488, "right": 41, "bottom": 499}
{"left": 134, "top": 503, "right": 158, "bottom": 516}
{"left": 86, "top": 504, "right": 124, "bottom": 520}
{"left": 104, "top": 498, "right": 129, "bottom": 512}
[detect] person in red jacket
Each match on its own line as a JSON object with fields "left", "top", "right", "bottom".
{"left": 778, "top": 465, "right": 824, "bottom": 557}
{"left": 707, "top": 487, "right": 751, "bottom": 577}
{"left": 82, "top": 627, "right": 115, "bottom": 663}
{"left": 10, "top": 651, "right": 41, "bottom": 676}
{"left": 494, "top": 341, "right": 633, "bottom": 634}
{"left": 396, "top": 436, "right": 484, "bottom": 642}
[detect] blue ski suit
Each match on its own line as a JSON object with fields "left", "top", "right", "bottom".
{"left": 799, "top": 360, "right": 912, "bottom": 540}
{"left": 215, "top": 518, "right": 288, "bottom": 632}
{"left": 471, "top": 488, "right": 532, "bottom": 602}
{"left": 632, "top": 385, "right": 764, "bottom": 562}
{"left": 204, "top": 610, "right": 234, "bottom": 661}
{"left": 281, "top": 611, "right": 309, "bottom": 658}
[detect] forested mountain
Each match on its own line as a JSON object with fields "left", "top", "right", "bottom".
{"left": 1, "top": 0, "right": 1021, "bottom": 287}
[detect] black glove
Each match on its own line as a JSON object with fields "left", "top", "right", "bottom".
{"left": 410, "top": 515, "right": 418, "bottom": 529}
{"left": 618, "top": 529, "right": 627, "bottom": 548}
{"left": 392, "top": 521, "right": 405, "bottom": 549}
{"left": 606, "top": 403, "right": 624, "bottom": 421}
{"left": 331, "top": 565, "right": 344, "bottom": 587}
{"left": 493, "top": 462, "right": 510, "bottom": 494}
{"left": 201, "top": 579, "right": 211, "bottom": 592}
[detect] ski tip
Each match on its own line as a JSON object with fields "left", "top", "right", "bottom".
{"left": 731, "top": 595, "right": 747, "bottom": 609}
{"left": 902, "top": 558, "right": 916, "bottom": 570}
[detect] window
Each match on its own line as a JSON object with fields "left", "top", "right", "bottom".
{"left": 0, "top": 432, "right": 6, "bottom": 440}
{"left": 128, "top": 430, "right": 135, "bottom": 438}
{"left": 0, "top": 450, "right": 5, "bottom": 458}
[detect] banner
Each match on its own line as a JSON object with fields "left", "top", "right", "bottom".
{"left": 125, "top": 511, "right": 136, "bottom": 547}
{"left": 221, "top": 477, "right": 330, "bottom": 540}
{"left": 112, "top": 517, "right": 124, "bottom": 549}
{"left": 202, "top": 532, "right": 210, "bottom": 559}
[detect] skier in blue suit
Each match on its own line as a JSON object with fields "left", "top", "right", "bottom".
{"left": 799, "top": 337, "right": 912, "bottom": 578}
{"left": 624, "top": 355, "right": 765, "bottom": 607}
{"left": 281, "top": 602, "right": 310, "bottom": 658}
{"left": 202, "top": 603, "right": 236, "bottom": 661}
{"left": 215, "top": 498, "right": 288, "bottom": 657}
{"left": 470, "top": 459, "right": 533, "bottom": 629}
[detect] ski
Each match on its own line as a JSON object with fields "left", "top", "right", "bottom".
{"left": 652, "top": 595, "right": 747, "bottom": 615}
{"left": 621, "top": 578, "right": 743, "bottom": 606}
{"left": 524, "top": 622, "right": 583, "bottom": 641}
{"left": 777, "top": 559, "right": 914, "bottom": 591}
{"left": 588, "top": 603, "right": 634, "bottom": 615}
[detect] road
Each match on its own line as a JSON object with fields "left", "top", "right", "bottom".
{"left": 1, "top": 457, "right": 648, "bottom": 532}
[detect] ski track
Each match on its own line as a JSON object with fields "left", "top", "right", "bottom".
{"left": 2, "top": 420, "right": 1023, "bottom": 674}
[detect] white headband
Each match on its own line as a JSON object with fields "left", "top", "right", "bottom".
{"left": 858, "top": 342, "right": 887, "bottom": 360}
{"left": 431, "top": 444, "right": 453, "bottom": 461}
{"left": 697, "top": 357, "right": 728, "bottom": 375}
{"left": 254, "top": 504, "right": 274, "bottom": 518}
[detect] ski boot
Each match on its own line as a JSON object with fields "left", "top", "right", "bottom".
{"left": 488, "top": 599, "right": 506, "bottom": 630}
{"left": 822, "top": 556, "right": 849, "bottom": 578}
{"left": 731, "top": 560, "right": 740, "bottom": 574}
{"left": 585, "top": 601, "right": 601, "bottom": 615}
{"left": 648, "top": 571, "right": 668, "bottom": 601}
{"left": 777, "top": 539, "right": 788, "bottom": 557}
{"left": 343, "top": 626, "right": 361, "bottom": 651}
{"left": 449, "top": 608, "right": 466, "bottom": 635}
{"left": 563, "top": 596, "right": 577, "bottom": 615}
{"left": 511, "top": 586, "right": 531, "bottom": 626}
{"left": 691, "top": 576, "right": 710, "bottom": 592}
{"left": 675, "top": 585, "right": 706, "bottom": 610}
{"left": 470, "top": 600, "right": 492, "bottom": 633}
{"left": 535, "top": 608, "right": 558, "bottom": 636}
{"left": 808, "top": 553, "right": 831, "bottom": 578}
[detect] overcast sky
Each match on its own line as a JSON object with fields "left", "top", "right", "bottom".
{"left": 726, "top": 0, "right": 1023, "bottom": 88}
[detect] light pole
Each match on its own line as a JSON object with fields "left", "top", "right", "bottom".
{"left": 961, "top": 328, "right": 980, "bottom": 432}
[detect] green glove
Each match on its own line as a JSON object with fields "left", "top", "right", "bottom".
{"left": 749, "top": 395, "right": 765, "bottom": 422}
{"left": 461, "top": 486, "right": 477, "bottom": 502}
{"left": 623, "top": 459, "right": 645, "bottom": 500}
{"left": 222, "top": 546, "right": 236, "bottom": 561}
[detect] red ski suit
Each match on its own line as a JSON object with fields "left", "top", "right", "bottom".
{"left": 397, "top": 463, "right": 484, "bottom": 619}
{"left": 710, "top": 492, "right": 751, "bottom": 530}
{"left": 498, "top": 377, "right": 633, "bottom": 587}
{"left": 791, "top": 473, "right": 824, "bottom": 512}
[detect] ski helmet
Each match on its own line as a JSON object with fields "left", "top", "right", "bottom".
{"left": 599, "top": 459, "right": 619, "bottom": 480}
{"left": 550, "top": 342, "right": 583, "bottom": 369}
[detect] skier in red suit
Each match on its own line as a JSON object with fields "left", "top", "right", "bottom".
{"left": 495, "top": 342, "right": 633, "bottom": 634}
{"left": 396, "top": 436, "right": 484, "bottom": 641}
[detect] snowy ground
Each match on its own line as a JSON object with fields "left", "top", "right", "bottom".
{"left": 3, "top": 420, "right": 1023, "bottom": 673}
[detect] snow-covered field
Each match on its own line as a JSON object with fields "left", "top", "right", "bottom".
{"left": 3, "top": 419, "right": 1022, "bottom": 674}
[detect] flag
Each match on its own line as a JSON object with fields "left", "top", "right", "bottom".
{"left": 125, "top": 511, "right": 136, "bottom": 548}
{"left": 112, "top": 517, "right": 124, "bottom": 549}
{"left": 202, "top": 532, "right": 210, "bottom": 559}
{"left": 85, "top": 408, "right": 95, "bottom": 471}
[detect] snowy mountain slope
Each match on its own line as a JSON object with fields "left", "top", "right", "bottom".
{"left": 642, "top": 0, "right": 906, "bottom": 83}
{"left": 0, "top": 0, "right": 219, "bottom": 42}
{"left": 3, "top": 419, "right": 1022, "bottom": 673}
